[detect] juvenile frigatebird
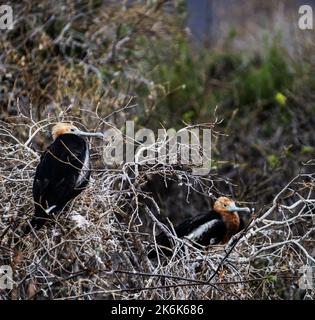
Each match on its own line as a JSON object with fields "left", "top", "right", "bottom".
{"left": 149, "top": 197, "right": 251, "bottom": 257}
{"left": 27, "top": 122, "right": 103, "bottom": 232}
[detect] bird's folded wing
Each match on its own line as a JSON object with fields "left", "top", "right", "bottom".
{"left": 155, "top": 212, "right": 226, "bottom": 247}
{"left": 32, "top": 141, "right": 81, "bottom": 203}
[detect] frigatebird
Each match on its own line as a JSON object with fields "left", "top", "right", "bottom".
{"left": 149, "top": 197, "right": 251, "bottom": 257}
{"left": 27, "top": 122, "right": 103, "bottom": 232}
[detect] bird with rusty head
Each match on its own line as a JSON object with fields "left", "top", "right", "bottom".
{"left": 149, "top": 196, "right": 252, "bottom": 258}
{"left": 25, "top": 122, "right": 103, "bottom": 232}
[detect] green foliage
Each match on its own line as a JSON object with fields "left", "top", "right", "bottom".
{"left": 134, "top": 31, "right": 297, "bottom": 130}
{"left": 267, "top": 154, "right": 280, "bottom": 169}
{"left": 231, "top": 45, "right": 293, "bottom": 108}
{"left": 137, "top": 35, "right": 205, "bottom": 126}
{"left": 274, "top": 92, "right": 287, "bottom": 106}
{"left": 301, "top": 145, "right": 314, "bottom": 154}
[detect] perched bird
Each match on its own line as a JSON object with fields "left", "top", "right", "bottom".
{"left": 149, "top": 197, "right": 251, "bottom": 257}
{"left": 27, "top": 122, "right": 103, "bottom": 232}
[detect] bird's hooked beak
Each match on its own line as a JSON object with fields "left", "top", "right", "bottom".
{"left": 74, "top": 129, "right": 104, "bottom": 139}
{"left": 227, "top": 202, "right": 251, "bottom": 213}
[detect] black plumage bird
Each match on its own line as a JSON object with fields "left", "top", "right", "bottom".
{"left": 149, "top": 197, "right": 251, "bottom": 257}
{"left": 27, "top": 122, "right": 103, "bottom": 232}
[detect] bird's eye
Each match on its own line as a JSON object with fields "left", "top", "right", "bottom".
{"left": 70, "top": 128, "right": 75, "bottom": 132}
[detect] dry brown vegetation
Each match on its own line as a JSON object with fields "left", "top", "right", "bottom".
{"left": 1, "top": 116, "right": 315, "bottom": 299}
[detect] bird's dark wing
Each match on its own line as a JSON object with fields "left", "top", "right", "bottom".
{"left": 33, "top": 134, "right": 88, "bottom": 212}
{"left": 155, "top": 212, "right": 226, "bottom": 248}
{"left": 173, "top": 212, "right": 222, "bottom": 237}
{"left": 185, "top": 218, "right": 226, "bottom": 246}
{"left": 32, "top": 151, "right": 50, "bottom": 203}
{"left": 30, "top": 135, "right": 88, "bottom": 231}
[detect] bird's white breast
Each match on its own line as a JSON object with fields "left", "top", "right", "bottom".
{"left": 187, "top": 220, "right": 218, "bottom": 241}
{"left": 76, "top": 146, "right": 90, "bottom": 187}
